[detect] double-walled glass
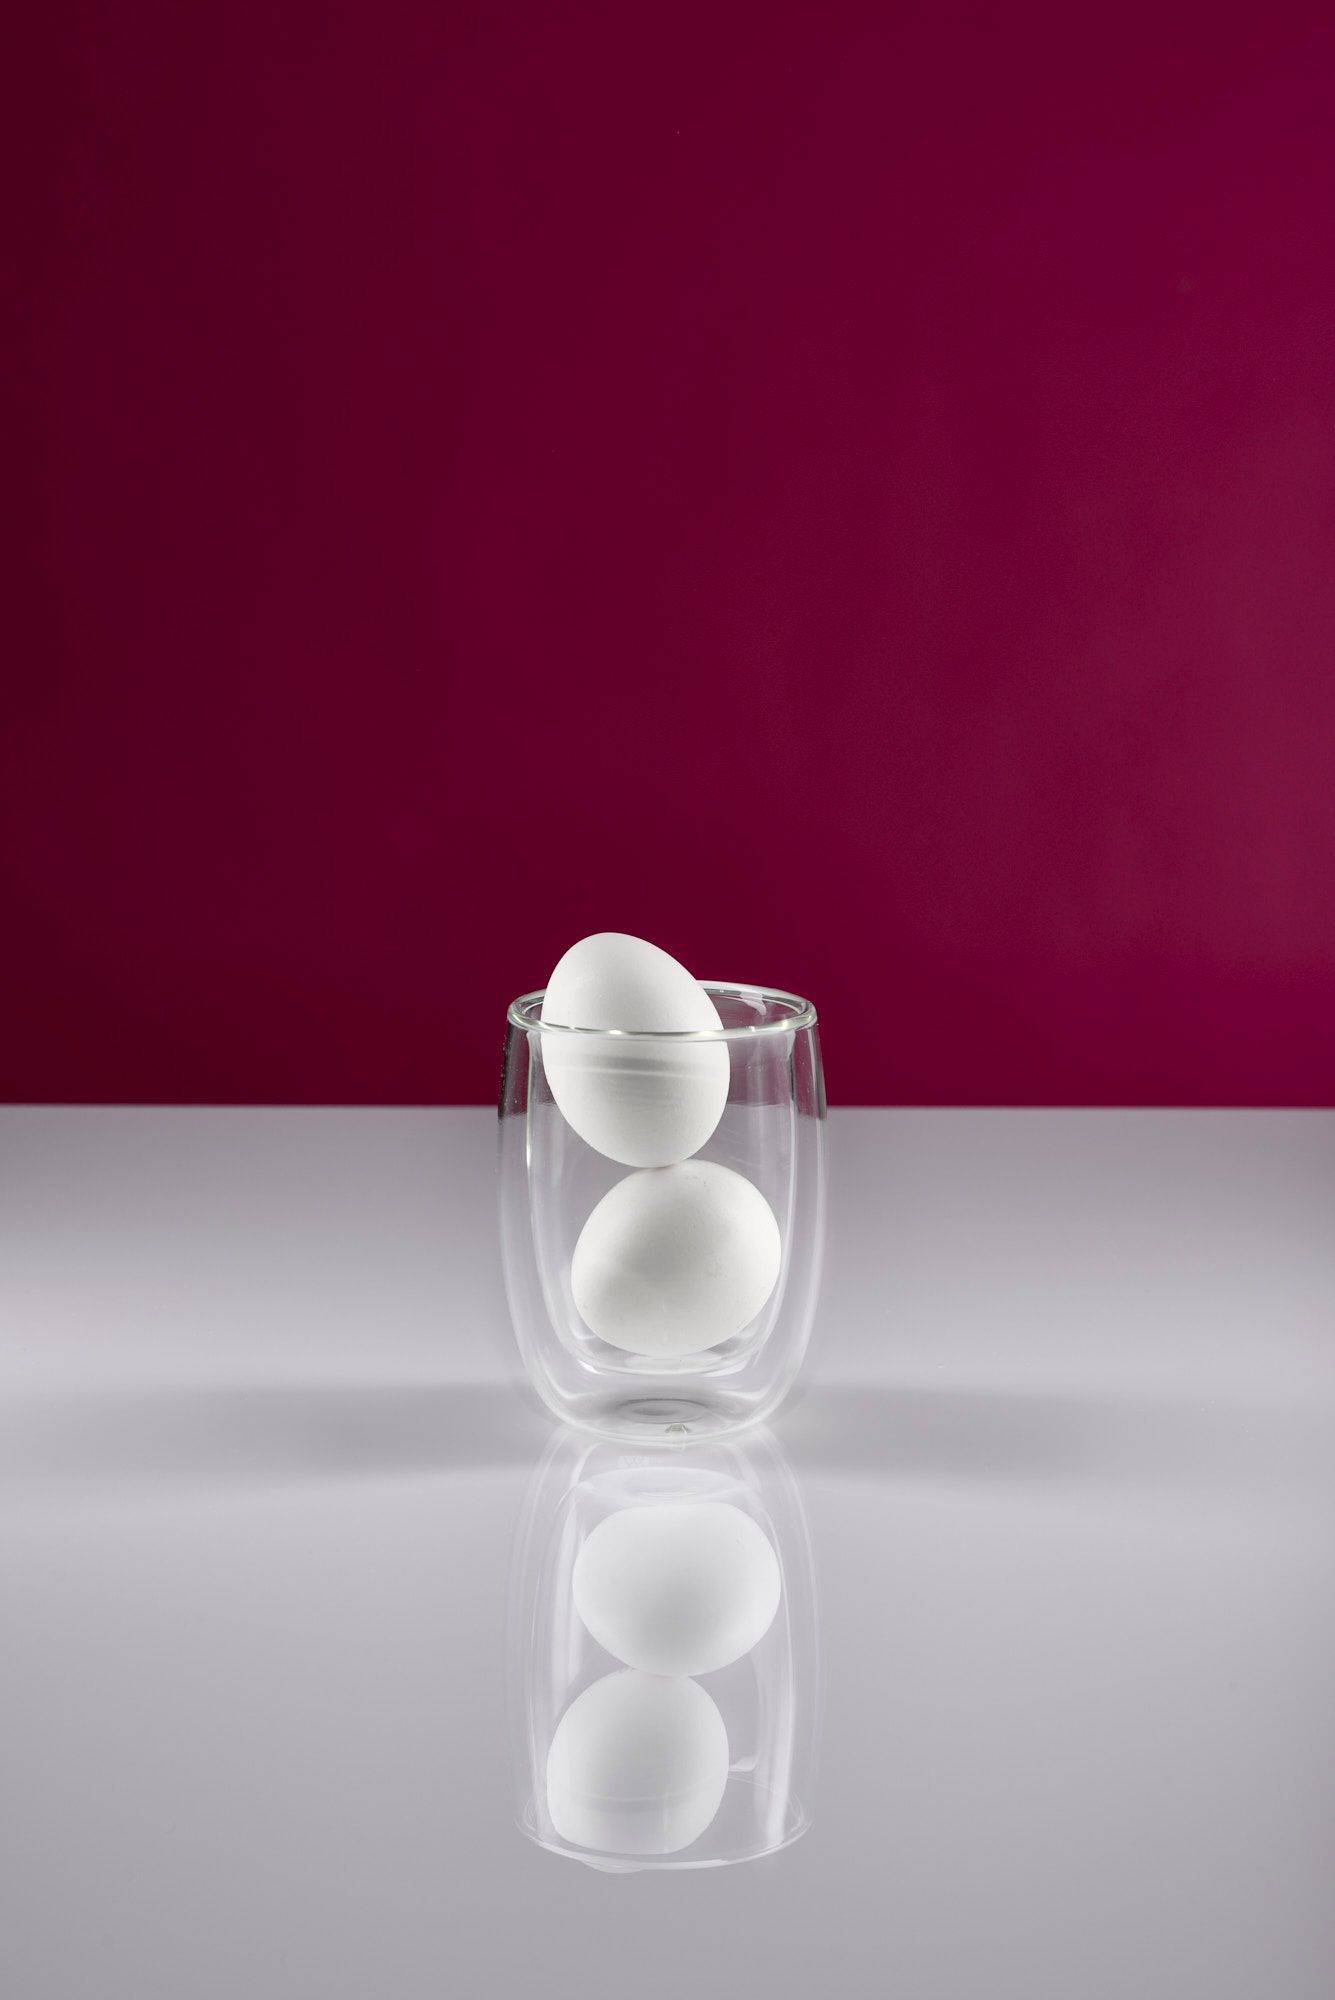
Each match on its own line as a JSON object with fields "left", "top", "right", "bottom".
{"left": 499, "top": 983, "right": 826, "bottom": 1443}
{"left": 508, "top": 1425, "right": 821, "bottom": 1871}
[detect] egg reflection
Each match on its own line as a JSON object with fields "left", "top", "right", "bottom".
{"left": 508, "top": 1428, "right": 820, "bottom": 1872}
{"left": 573, "top": 1499, "right": 782, "bottom": 1676}
{"left": 546, "top": 1670, "right": 730, "bottom": 1857}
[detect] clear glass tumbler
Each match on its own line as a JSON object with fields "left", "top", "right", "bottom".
{"left": 499, "top": 982, "right": 826, "bottom": 1443}
{"left": 508, "top": 1425, "right": 821, "bottom": 1872}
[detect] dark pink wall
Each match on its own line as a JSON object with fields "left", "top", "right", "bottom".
{"left": 7, "top": 2, "right": 1335, "bottom": 1104}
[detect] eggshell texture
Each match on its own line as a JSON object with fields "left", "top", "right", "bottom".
{"left": 539, "top": 933, "right": 729, "bottom": 1167}
{"left": 572, "top": 1161, "right": 782, "bottom": 1357}
{"left": 546, "top": 1669, "right": 729, "bottom": 1857}
{"left": 573, "top": 1500, "right": 782, "bottom": 1677}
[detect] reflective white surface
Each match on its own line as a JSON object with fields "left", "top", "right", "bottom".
{"left": 1, "top": 1109, "right": 1333, "bottom": 1997}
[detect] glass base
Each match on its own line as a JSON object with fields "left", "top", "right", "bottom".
{"left": 560, "top": 1391, "right": 767, "bottom": 1446}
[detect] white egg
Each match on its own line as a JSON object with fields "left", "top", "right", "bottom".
{"left": 572, "top": 1160, "right": 782, "bottom": 1357}
{"left": 539, "top": 933, "right": 729, "bottom": 1167}
{"left": 545, "top": 1669, "right": 729, "bottom": 1857}
{"left": 573, "top": 1499, "right": 782, "bottom": 1677}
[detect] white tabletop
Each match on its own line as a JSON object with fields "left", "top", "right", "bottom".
{"left": 2, "top": 1108, "right": 1332, "bottom": 1999}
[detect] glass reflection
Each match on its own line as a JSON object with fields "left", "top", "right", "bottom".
{"left": 507, "top": 1425, "right": 821, "bottom": 1872}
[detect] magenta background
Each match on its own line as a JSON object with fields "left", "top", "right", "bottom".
{"left": 7, "top": 3, "right": 1335, "bottom": 1105}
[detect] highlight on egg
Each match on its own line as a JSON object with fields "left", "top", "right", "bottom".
{"left": 539, "top": 933, "right": 730, "bottom": 1167}
{"left": 545, "top": 1668, "right": 730, "bottom": 1857}
{"left": 571, "top": 1159, "right": 783, "bottom": 1358}
{"left": 573, "top": 1498, "right": 783, "bottom": 1678}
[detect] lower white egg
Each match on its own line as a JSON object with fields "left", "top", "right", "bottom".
{"left": 545, "top": 1669, "right": 729, "bottom": 1857}
{"left": 573, "top": 1499, "right": 782, "bottom": 1676}
{"left": 571, "top": 1160, "right": 782, "bottom": 1358}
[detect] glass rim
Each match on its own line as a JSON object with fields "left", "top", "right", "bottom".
{"left": 506, "top": 980, "right": 818, "bottom": 1041}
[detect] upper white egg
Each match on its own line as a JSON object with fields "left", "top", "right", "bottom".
{"left": 571, "top": 1159, "right": 782, "bottom": 1358}
{"left": 545, "top": 1668, "right": 729, "bottom": 1857}
{"left": 539, "top": 933, "right": 729, "bottom": 1166}
{"left": 573, "top": 1499, "right": 782, "bottom": 1677}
